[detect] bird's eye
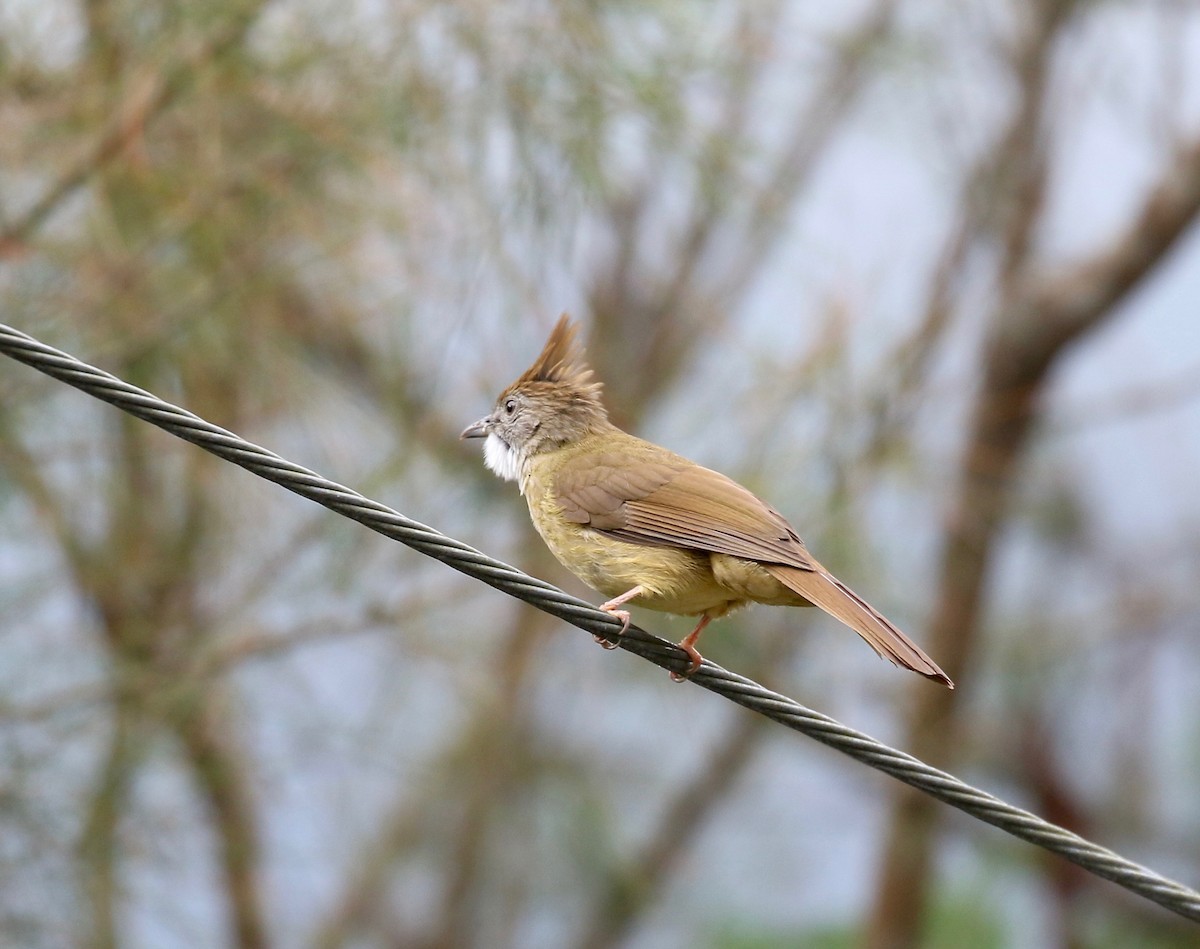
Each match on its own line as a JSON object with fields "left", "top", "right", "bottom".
{"left": 504, "top": 400, "right": 516, "bottom": 415}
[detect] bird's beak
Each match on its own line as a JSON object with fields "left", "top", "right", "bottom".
{"left": 460, "top": 416, "right": 490, "bottom": 440}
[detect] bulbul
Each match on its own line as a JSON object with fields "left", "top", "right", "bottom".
{"left": 462, "top": 316, "right": 952, "bottom": 688}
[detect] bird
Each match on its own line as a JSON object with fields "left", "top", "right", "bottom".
{"left": 461, "top": 315, "right": 952, "bottom": 688}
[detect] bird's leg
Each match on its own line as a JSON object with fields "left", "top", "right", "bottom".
{"left": 670, "top": 614, "right": 712, "bottom": 682}
{"left": 595, "top": 585, "right": 645, "bottom": 650}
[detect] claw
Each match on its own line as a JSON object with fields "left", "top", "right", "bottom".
{"left": 669, "top": 639, "right": 704, "bottom": 682}
{"left": 593, "top": 608, "right": 629, "bottom": 650}
{"left": 594, "top": 586, "right": 643, "bottom": 652}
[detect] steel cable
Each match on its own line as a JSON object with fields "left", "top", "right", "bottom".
{"left": 1, "top": 321, "right": 1197, "bottom": 923}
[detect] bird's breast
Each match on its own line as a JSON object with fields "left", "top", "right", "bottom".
{"left": 523, "top": 469, "right": 735, "bottom": 617}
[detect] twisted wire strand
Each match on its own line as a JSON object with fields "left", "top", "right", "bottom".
{"left": 2, "top": 321, "right": 1197, "bottom": 923}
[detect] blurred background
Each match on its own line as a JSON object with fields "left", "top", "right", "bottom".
{"left": 1, "top": 1, "right": 1199, "bottom": 946}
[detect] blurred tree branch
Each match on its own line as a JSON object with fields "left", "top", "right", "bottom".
{"left": 176, "top": 697, "right": 267, "bottom": 949}
{"left": 574, "top": 680, "right": 774, "bottom": 949}
{"left": 77, "top": 705, "right": 136, "bottom": 949}
{"left": 0, "top": 0, "right": 267, "bottom": 257}
{"left": 867, "top": 7, "right": 1200, "bottom": 942}
{"left": 3, "top": 1, "right": 1200, "bottom": 946}
{"left": 588, "top": 1, "right": 894, "bottom": 413}
{"left": 312, "top": 592, "right": 557, "bottom": 949}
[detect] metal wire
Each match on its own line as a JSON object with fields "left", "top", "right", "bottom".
{"left": 2, "top": 320, "right": 1198, "bottom": 923}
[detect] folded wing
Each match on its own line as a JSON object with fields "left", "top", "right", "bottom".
{"left": 555, "top": 447, "right": 952, "bottom": 687}
{"left": 556, "top": 452, "right": 817, "bottom": 568}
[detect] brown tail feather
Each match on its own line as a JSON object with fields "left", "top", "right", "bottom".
{"left": 765, "top": 564, "right": 953, "bottom": 688}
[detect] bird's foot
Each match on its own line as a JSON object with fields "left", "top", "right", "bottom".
{"left": 669, "top": 640, "right": 704, "bottom": 682}
{"left": 594, "top": 587, "right": 642, "bottom": 651}
{"left": 595, "top": 604, "right": 632, "bottom": 650}
{"left": 668, "top": 615, "right": 712, "bottom": 681}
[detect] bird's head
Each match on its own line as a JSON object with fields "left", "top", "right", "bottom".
{"left": 461, "top": 315, "right": 609, "bottom": 485}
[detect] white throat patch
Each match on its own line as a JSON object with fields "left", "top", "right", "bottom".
{"left": 483, "top": 433, "right": 522, "bottom": 485}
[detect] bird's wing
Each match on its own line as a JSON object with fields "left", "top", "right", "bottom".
{"left": 554, "top": 450, "right": 817, "bottom": 571}
{"left": 555, "top": 448, "right": 953, "bottom": 687}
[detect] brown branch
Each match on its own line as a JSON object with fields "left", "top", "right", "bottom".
{"left": 723, "top": 0, "right": 896, "bottom": 297}
{"left": 0, "top": 405, "right": 89, "bottom": 571}
{"left": 175, "top": 697, "right": 268, "bottom": 949}
{"left": 0, "top": 1, "right": 267, "bottom": 256}
{"left": 312, "top": 570, "right": 558, "bottom": 949}
{"left": 574, "top": 708, "right": 767, "bottom": 949}
{"left": 571, "top": 628, "right": 797, "bottom": 949}
{"left": 865, "top": 117, "right": 1200, "bottom": 949}
{"left": 654, "top": 0, "right": 785, "bottom": 310}
{"left": 990, "top": 0, "right": 1074, "bottom": 292}
{"left": 861, "top": 3, "right": 1075, "bottom": 941}
{"left": 1016, "top": 132, "right": 1200, "bottom": 350}
{"left": 588, "top": 1, "right": 892, "bottom": 414}
{"left": 585, "top": 3, "right": 781, "bottom": 412}
{"left": 862, "top": 214, "right": 975, "bottom": 467}
{"left": 1019, "top": 714, "right": 1090, "bottom": 949}
{"left": 77, "top": 703, "right": 138, "bottom": 949}
{"left": 417, "top": 602, "right": 555, "bottom": 949}
{"left": 866, "top": 0, "right": 1066, "bottom": 456}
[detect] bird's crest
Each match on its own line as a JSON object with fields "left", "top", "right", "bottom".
{"left": 511, "top": 314, "right": 603, "bottom": 403}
